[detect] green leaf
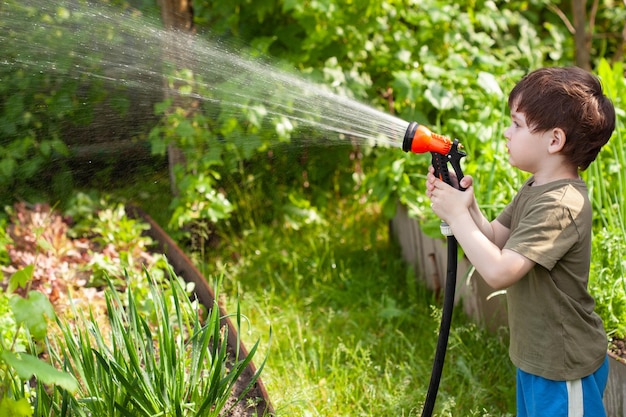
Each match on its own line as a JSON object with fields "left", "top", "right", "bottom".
{"left": 39, "top": 140, "right": 51, "bottom": 157}
{"left": 4, "top": 94, "right": 25, "bottom": 120}
{"left": 0, "top": 351, "right": 79, "bottom": 393}
{"left": 175, "top": 119, "right": 195, "bottom": 139}
{"left": 424, "top": 82, "right": 458, "bottom": 111}
{"left": 56, "top": 6, "right": 71, "bottom": 20}
{"left": 477, "top": 71, "right": 503, "bottom": 97}
{"left": 0, "top": 157, "right": 17, "bottom": 179}
{"left": 9, "top": 265, "right": 35, "bottom": 292}
{"left": 148, "top": 127, "right": 167, "bottom": 155}
{"left": 9, "top": 290, "right": 55, "bottom": 340}
{"left": 154, "top": 98, "right": 172, "bottom": 115}
{"left": 50, "top": 138, "right": 69, "bottom": 156}
{"left": 0, "top": 396, "right": 33, "bottom": 417}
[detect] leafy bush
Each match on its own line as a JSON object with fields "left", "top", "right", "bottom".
{"left": 0, "top": 197, "right": 268, "bottom": 416}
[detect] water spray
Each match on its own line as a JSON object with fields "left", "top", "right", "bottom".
{"left": 402, "top": 121, "right": 466, "bottom": 417}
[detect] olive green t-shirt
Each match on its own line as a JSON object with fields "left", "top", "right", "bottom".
{"left": 496, "top": 177, "right": 607, "bottom": 381}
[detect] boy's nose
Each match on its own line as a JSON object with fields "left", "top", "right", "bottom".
{"left": 503, "top": 126, "right": 512, "bottom": 140}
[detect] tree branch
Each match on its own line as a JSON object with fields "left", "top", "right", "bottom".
{"left": 548, "top": 3, "right": 575, "bottom": 34}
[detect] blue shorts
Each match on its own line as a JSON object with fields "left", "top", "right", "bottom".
{"left": 516, "top": 355, "right": 610, "bottom": 417}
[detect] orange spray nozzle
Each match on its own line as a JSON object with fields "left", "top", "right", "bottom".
{"left": 402, "top": 122, "right": 452, "bottom": 155}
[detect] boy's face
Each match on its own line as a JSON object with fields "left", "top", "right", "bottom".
{"left": 504, "top": 110, "right": 552, "bottom": 174}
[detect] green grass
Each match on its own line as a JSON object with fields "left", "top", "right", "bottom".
{"left": 200, "top": 194, "right": 515, "bottom": 416}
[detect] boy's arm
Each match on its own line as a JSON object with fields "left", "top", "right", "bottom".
{"left": 426, "top": 172, "right": 531, "bottom": 289}
{"left": 448, "top": 212, "right": 534, "bottom": 290}
{"left": 436, "top": 169, "right": 510, "bottom": 248}
{"left": 467, "top": 198, "right": 510, "bottom": 248}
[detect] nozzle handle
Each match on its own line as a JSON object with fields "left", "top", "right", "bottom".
{"left": 431, "top": 139, "right": 466, "bottom": 191}
{"left": 449, "top": 140, "right": 466, "bottom": 191}
{"left": 431, "top": 152, "right": 452, "bottom": 186}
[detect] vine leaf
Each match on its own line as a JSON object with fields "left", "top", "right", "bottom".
{"left": 9, "top": 290, "right": 55, "bottom": 341}
{"left": 8, "top": 265, "right": 34, "bottom": 292}
{"left": 1, "top": 351, "right": 79, "bottom": 393}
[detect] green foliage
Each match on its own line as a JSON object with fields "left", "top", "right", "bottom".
{"left": 9, "top": 290, "right": 53, "bottom": 341}
{"left": 0, "top": 0, "right": 161, "bottom": 208}
{"left": 1, "top": 1, "right": 89, "bottom": 205}
{"left": 0, "top": 291, "right": 28, "bottom": 356}
{"left": 181, "top": 0, "right": 579, "bottom": 233}
{"left": 0, "top": 219, "right": 10, "bottom": 266}
{"left": 365, "top": 151, "right": 427, "bottom": 220}
{"left": 0, "top": 266, "right": 78, "bottom": 417}
{"left": 1, "top": 352, "right": 77, "bottom": 394}
{"left": 90, "top": 204, "right": 151, "bottom": 251}
{"left": 590, "top": 226, "right": 626, "bottom": 339}
{"left": 62, "top": 191, "right": 172, "bottom": 290}
{"left": 2, "top": 193, "right": 266, "bottom": 415}
{"left": 585, "top": 60, "right": 626, "bottom": 339}
{"left": 155, "top": 0, "right": 626, "bottom": 348}
{"left": 41, "top": 273, "right": 266, "bottom": 417}
{"left": 0, "top": 396, "right": 33, "bottom": 417}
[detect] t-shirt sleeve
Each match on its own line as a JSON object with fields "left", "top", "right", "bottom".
{"left": 503, "top": 200, "right": 580, "bottom": 271}
{"left": 496, "top": 203, "right": 513, "bottom": 229}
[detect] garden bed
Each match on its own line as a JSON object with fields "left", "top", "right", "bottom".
{"left": 128, "top": 205, "right": 274, "bottom": 416}
{"left": 1, "top": 201, "right": 273, "bottom": 416}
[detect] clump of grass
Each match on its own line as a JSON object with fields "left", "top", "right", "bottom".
{"left": 40, "top": 272, "right": 267, "bottom": 417}
{"left": 585, "top": 61, "right": 626, "bottom": 340}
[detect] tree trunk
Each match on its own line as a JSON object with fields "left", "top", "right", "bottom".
{"left": 159, "top": 0, "right": 193, "bottom": 31}
{"left": 571, "top": 0, "right": 591, "bottom": 70}
{"left": 158, "top": 0, "right": 194, "bottom": 195}
{"left": 615, "top": 16, "right": 626, "bottom": 64}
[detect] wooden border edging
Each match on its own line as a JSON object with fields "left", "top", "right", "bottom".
{"left": 605, "top": 352, "right": 626, "bottom": 416}
{"left": 390, "top": 204, "right": 508, "bottom": 331}
{"left": 128, "top": 206, "right": 274, "bottom": 416}
{"left": 390, "top": 203, "right": 625, "bottom": 417}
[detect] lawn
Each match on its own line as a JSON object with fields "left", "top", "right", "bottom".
{"left": 196, "top": 187, "right": 516, "bottom": 416}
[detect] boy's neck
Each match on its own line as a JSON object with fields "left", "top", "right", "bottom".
{"left": 530, "top": 160, "right": 579, "bottom": 186}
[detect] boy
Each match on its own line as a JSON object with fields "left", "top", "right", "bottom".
{"left": 425, "top": 66, "right": 616, "bottom": 416}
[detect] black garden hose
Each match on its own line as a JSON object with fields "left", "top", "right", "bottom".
{"left": 401, "top": 121, "right": 466, "bottom": 416}
{"left": 421, "top": 235, "right": 458, "bottom": 417}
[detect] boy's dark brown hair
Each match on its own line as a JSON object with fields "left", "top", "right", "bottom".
{"left": 508, "top": 66, "right": 616, "bottom": 170}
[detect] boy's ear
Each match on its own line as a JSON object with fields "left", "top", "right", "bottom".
{"left": 548, "top": 128, "right": 567, "bottom": 153}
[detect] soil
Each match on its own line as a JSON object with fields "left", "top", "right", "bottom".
{"left": 1, "top": 202, "right": 271, "bottom": 417}
{"left": 609, "top": 338, "right": 626, "bottom": 363}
